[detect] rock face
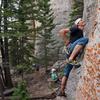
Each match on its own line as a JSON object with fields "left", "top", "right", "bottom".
{"left": 49, "top": 0, "right": 73, "bottom": 43}
{"left": 76, "top": 0, "right": 100, "bottom": 100}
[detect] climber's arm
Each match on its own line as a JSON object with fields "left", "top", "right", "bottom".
{"left": 59, "top": 28, "right": 71, "bottom": 46}
{"left": 53, "top": 79, "right": 58, "bottom": 83}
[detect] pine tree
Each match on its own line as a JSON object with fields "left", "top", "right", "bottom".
{"left": 12, "top": 78, "right": 31, "bottom": 100}
{"left": 7, "top": 0, "right": 39, "bottom": 67}
{"left": 0, "top": 0, "right": 14, "bottom": 88}
{"left": 36, "top": 0, "right": 56, "bottom": 72}
{"left": 68, "top": 0, "right": 84, "bottom": 27}
{"left": 0, "top": 0, "right": 39, "bottom": 87}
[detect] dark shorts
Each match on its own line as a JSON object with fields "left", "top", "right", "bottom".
{"left": 36, "top": 68, "right": 39, "bottom": 71}
{"left": 55, "top": 78, "right": 61, "bottom": 85}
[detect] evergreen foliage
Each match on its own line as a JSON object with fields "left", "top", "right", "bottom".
{"left": 0, "top": 0, "right": 57, "bottom": 75}
{"left": 11, "top": 78, "right": 31, "bottom": 100}
{"left": 0, "top": 0, "right": 39, "bottom": 67}
{"left": 0, "top": 0, "right": 14, "bottom": 88}
{"left": 68, "top": 0, "right": 84, "bottom": 27}
{"left": 9, "top": 0, "right": 35, "bottom": 67}
{"left": 36, "top": 0, "right": 56, "bottom": 71}
{"left": 0, "top": 0, "right": 39, "bottom": 87}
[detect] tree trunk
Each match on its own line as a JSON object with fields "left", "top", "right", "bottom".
{"left": 0, "top": 76, "right": 5, "bottom": 100}
{"left": 0, "top": 0, "right": 6, "bottom": 87}
{"left": 3, "top": 0, "right": 13, "bottom": 88}
{"left": 3, "top": 65, "right": 13, "bottom": 88}
{"left": 31, "top": 14, "right": 36, "bottom": 46}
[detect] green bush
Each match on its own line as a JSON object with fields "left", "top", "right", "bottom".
{"left": 11, "top": 78, "right": 31, "bottom": 100}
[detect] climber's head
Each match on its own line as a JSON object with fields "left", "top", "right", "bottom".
{"left": 74, "top": 18, "right": 85, "bottom": 27}
{"left": 51, "top": 68, "right": 56, "bottom": 73}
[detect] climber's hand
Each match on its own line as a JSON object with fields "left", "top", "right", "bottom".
{"left": 66, "top": 41, "right": 70, "bottom": 47}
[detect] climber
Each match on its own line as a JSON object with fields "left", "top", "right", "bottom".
{"left": 51, "top": 68, "right": 61, "bottom": 85}
{"left": 58, "top": 18, "right": 88, "bottom": 97}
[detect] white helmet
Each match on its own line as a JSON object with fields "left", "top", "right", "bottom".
{"left": 74, "top": 18, "right": 82, "bottom": 25}
{"left": 51, "top": 68, "right": 56, "bottom": 73}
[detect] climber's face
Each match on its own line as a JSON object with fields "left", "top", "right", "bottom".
{"left": 78, "top": 19, "right": 86, "bottom": 26}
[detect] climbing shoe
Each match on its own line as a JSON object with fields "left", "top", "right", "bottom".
{"left": 58, "top": 92, "right": 66, "bottom": 97}
{"left": 66, "top": 59, "right": 81, "bottom": 67}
